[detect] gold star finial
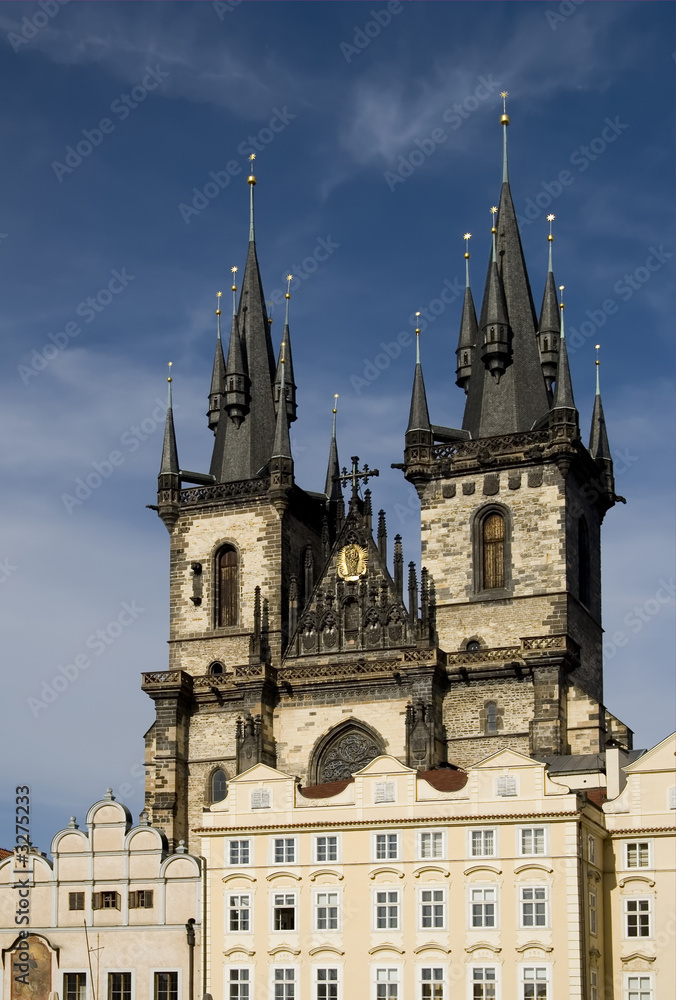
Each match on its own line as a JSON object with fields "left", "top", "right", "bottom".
{"left": 216, "top": 290, "right": 222, "bottom": 317}
{"left": 415, "top": 310, "right": 421, "bottom": 335}
{"left": 464, "top": 232, "right": 471, "bottom": 259}
{"left": 285, "top": 274, "right": 293, "bottom": 300}
{"left": 248, "top": 153, "right": 257, "bottom": 186}
{"left": 500, "top": 91, "right": 509, "bottom": 126}
{"left": 333, "top": 392, "right": 339, "bottom": 415}
{"left": 167, "top": 361, "right": 173, "bottom": 383}
{"left": 249, "top": 153, "right": 256, "bottom": 162}
{"left": 547, "top": 214, "right": 555, "bottom": 242}
{"left": 490, "top": 206, "right": 498, "bottom": 214}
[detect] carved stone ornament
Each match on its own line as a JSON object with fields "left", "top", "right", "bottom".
{"left": 319, "top": 730, "right": 381, "bottom": 782}
{"left": 337, "top": 543, "right": 368, "bottom": 582}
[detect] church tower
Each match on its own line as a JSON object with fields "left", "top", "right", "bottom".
{"left": 143, "top": 113, "right": 632, "bottom": 853}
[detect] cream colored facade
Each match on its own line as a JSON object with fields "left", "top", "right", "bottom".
{"left": 0, "top": 794, "right": 203, "bottom": 1000}
{"left": 198, "top": 750, "right": 621, "bottom": 999}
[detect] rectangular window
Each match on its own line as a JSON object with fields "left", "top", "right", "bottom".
{"left": 519, "top": 827, "right": 546, "bottom": 856}
{"left": 92, "top": 891, "right": 120, "bottom": 910}
{"left": 375, "top": 968, "right": 399, "bottom": 999}
{"left": 129, "top": 890, "right": 153, "bottom": 909}
{"left": 315, "top": 968, "right": 339, "bottom": 1000}
{"left": 589, "top": 890, "right": 598, "bottom": 936}
{"left": 64, "top": 974, "right": 87, "bottom": 1000}
{"left": 374, "top": 782, "right": 395, "bottom": 803}
{"left": 251, "top": 789, "right": 270, "bottom": 809}
{"left": 626, "top": 975, "right": 653, "bottom": 1000}
{"left": 625, "top": 898, "right": 651, "bottom": 937}
{"left": 228, "top": 894, "right": 251, "bottom": 932}
{"left": 472, "top": 968, "right": 497, "bottom": 1000}
{"left": 625, "top": 842, "right": 651, "bottom": 869}
{"left": 273, "top": 894, "right": 297, "bottom": 931}
{"left": 273, "top": 838, "right": 297, "bottom": 865}
{"left": 521, "top": 967, "right": 549, "bottom": 999}
{"left": 420, "top": 967, "right": 444, "bottom": 999}
{"left": 496, "top": 775, "right": 517, "bottom": 797}
{"left": 590, "top": 969, "right": 598, "bottom": 1000}
{"left": 273, "top": 969, "right": 296, "bottom": 1000}
{"left": 470, "top": 829, "right": 496, "bottom": 858}
{"left": 587, "top": 835, "right": 596, "bottom": 864}
{"left": 154, "top": 973, "right": 178, "bottom": 1000}
{"left": 419, "top": 831, "right": 443, "bottom": 859}
{"left": 375, "top": 890, "right": 400, "bottom": 930}
{"left": 69, "top": 892, "right": 85, "bottom": 911}
{"left": 229, "top": 840, "right": 251, "bottom": 865}
{"left": 108, "top": 974, "right": 131, "bottom": 1000}
{"left": 420, "top": 889, "right": 445, "bottom": 930}
{"left": 374, "top": 833, "right": 399, "bottom": 861}
{"left": 315, "top": 892, "right": 340, "bottom": 931}
{"left": 228, "top": 968, "right": 250, "bottom": 1000}
{"left": 315, "top": 836, "right": 339, "bottom": 863}
{"left": 520, "top": 887, "right": 548, "bottom": 928}
{"left": 470, "top": 887, "right": 496, "bottom": 928}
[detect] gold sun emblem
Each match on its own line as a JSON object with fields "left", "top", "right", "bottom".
{"left": 337, "top": 544, "right": 367, "bottom": 582}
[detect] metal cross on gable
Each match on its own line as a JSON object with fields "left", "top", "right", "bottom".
{"left": 337, "top": 455, "right": 379, "bottom": 502}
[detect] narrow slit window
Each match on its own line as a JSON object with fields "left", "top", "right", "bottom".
{"left": 483, "top": 513, "right": 505, "bottom": 590}
{"left": 211, "top": 768, "right": 227, "bottom": 803}
{"left": 217, "top": 545, "right": 238, "bottom": 627}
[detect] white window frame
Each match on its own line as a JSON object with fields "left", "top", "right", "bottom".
{"left": 314, "top": 889, "right": 341, "bottom": 932}
{"left": 226, "top": 891, "right": 252, "bottom": 933}
{"left": 519, "top": 885, "right": 549, "bottom": 930}
{"left": 271, "top": 891, "right": 298, "bottom": 933}
{"left": 417, "top": 829, "right": 445, "bottom": 860}
{"left": 587, "top": 834, "right": 596, "bottom": 864}
{"left": 373, "top": 832, "right": 401, "bottom": 862}
{"left": 495, "top": 774, "right": 517, "bottom": 797}
{"left": 105, "top": 969, "right": 135, "bottom": 1000}
{"left": 418, "top": 886, "right": 447, "bottom": 931}
{"left": 623, "top": 897, "right": 652, "bottom": 939}
{"left": 517, "top": 826, "right": 549, "bottom": 857}
{"left": 468, "top": 965, "right": 499, "bottom": 1000}
{"left": 468, "top": 884, "right": 498, "bottom": 930}
{"left": 270, "top": 965, "right": 298, "bottom": 1000}
{"left": 589, "top": 888, "right": 598, "bottom": 936}
{"left": 313, "top": 834, "right": 341, "bottom": 864}
{"left": 373, "top": 888, "right": 401, "bottom": 931}
{"left": 313, "top": 964, "right": 342, "bottom": 1000}
{"left": 623, "top": 840, "right": 653, "bottom": 870}
{"left": 150, "top": 969, "right": 182, "bottom": 1000}
{"left": 417, "top": 964, "right": 448, "bottom": 999}
{"left": 468, "top": 827, "right": 498, "bottom": 859}
{"left": 519, "top": 964, "right": 550, "bottom": 999}
{"left": 224, "top": 966, "right": 253, "bottom": 1000}
{"left": 374, "top": 781, "right": 396, "bottom": 804}
{"left": 373, "top": 965, "right": 401, "bottom": 1000}
{"left": 624, "top": 972, "right": 654, "bottom": 1000}
{"left": 271, "top": 836, "right": 298, "bottom": 866}
{"left": 62, "top": 970, "right": 89, "bottom": 1000}
{"left": 227, "top": 838, "right": 252, "bottom": 866}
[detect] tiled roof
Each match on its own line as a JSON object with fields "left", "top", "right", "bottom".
{"left": 586, "top": 787, "right": 608, "bottom": 809}
{"left": 0, "top": 848, "right": 12, "bottom": 859}
{"left": 299, "top": 779, "right": 354, "bottom": 799}
{"left": 419, "top": 768, "right": 468, "bottom": 792}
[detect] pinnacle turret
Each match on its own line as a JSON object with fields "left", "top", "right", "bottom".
{"left": 407, "top": 322, "right": 431, "bottom": 434}
{"left": 455, "top": 235, "right": 478, "bottom": 393}
{"left": 223, "top": 273, "right": 250, "bottom": 429}
{"left": 274, "top": 276, "right": 297, "bottom": 423}
{"left": 207, "top": 291, "right": 226, "bottom": 433}
{"left": 551, "top": 292, "right": 576, "bottom": 412}
{"left": 157, "top": 369, "right": 180, "bottom": 532}
{"left": 538, "top": 216, "right": 561, "bottom": 393}
{"left": 589, "top": 347, "right": 615, "bottom": 496}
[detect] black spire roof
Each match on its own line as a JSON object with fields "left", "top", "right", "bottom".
{"left": 407, "top": 334, "right": 431, "bottom": 434}
{"left": 551, "top": 303, "right": 575, "bottom": 411}
{"left": 159, "top": 378, "right": 179, "bottom": 476}
{"left": 325, "top": 400, "right": 342, "bottom": 501}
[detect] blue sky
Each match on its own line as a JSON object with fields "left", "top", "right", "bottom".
{"left": 0, "top": 0, "right": 673, "bottom": 853}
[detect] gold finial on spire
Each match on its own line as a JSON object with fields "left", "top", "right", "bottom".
{"left": 333, "top": 392, "right": 339, "bottom": 415}
{"left": 167, "top": 361, "right": 173, "bottom": 383}
{"left": 285, "top": 274, "right": 293, "bottom": 300}
{"left": 595, "top": 343, "right": 601, "bottom": 393}
{"left": 547, "top": 214, "right": 555, "bottom": 241}
{"left": 247, "top": 152, "right": 257, "bottom": 185}
{"left": 231, "top": 266, "right": 238, "bottom": 314}
{"left": 500, "top": 91, "right": 509, "bottom": 126}
{"left": 268, "top": 300, "right": 274, "bottom": 325}
{"left": 558, "top": 284, "right": 565, "bottom": 311}
{"left": 216, "top": 290, "right": 222, "bottom": 316}
{"left": 464, "top": 233, "right": 471, "bottom": 259}
{"left": 415, "top": 311, "right": 422, "bottom": 364}
{"left": 490, "top": 206, "right": 498, "bottom": 234}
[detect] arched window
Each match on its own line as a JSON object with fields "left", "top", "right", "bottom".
{"left": 211, "top": 769, "right": 227, "bottom": 803}
{"left": 311, "top": 721, "right": 385, "bottom": 785}
{"left": 485, "top": 701, "right": 498, "bottom": 733}
{"left": 209, "top": 661, "right": 224, "bottom": 676}
{"left": 216, "top": 545, "right": 238, "bottom": 627}
{"left": 578, "top": 518, "right": 591, "bottom": 607}
{"left": 482, "top": 512, "right": 505, "bottom": 590}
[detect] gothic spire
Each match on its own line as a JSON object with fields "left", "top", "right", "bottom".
{"left": 268, "top": 338, "right": 294, "bottom": 512}
{"left": 207, "top": 291, "right": 226, "bottom": 433}
{"left": 589, "top": 346, "right": 612, "bottom": 462}
{"left": 271, "top": 340, "right": 292, "bottom": 462}
{"left": 274, "top": 275, "right": 297, "bottom": 423}
{"left": 209, "top": 159, "right": 277, "bottom": 482}
{"left": 462, "top": 102, "right": 550, "bottom": 438}
{"left": 407, "top": 315, "right": 431, "bottom": 433}
{"left": 160, "top": 366, "right": 179, "bottom": 476}
{"left": 551, "top": 287, "right": 575, "bottom": 411}
{"left": 538, "top": 215, "right": 561, "bottom": 393}
{"left": 325, "top": 394, "right": 342, "bottom": 501}
{"left": 455, "top": 233, "right": 478, "bottom": 392}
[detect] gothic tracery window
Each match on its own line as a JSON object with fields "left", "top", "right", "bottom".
{"left": 482, "top": 512, "right": 505, "bottom": 590}
{"left": 216, "top": 545, "right": 238, "bottom": 627}
{"left": 314, "top": 725, "right": 383, "bottom": 784}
